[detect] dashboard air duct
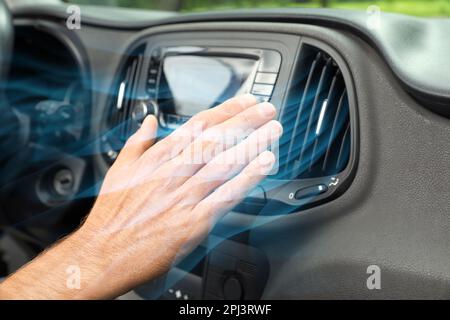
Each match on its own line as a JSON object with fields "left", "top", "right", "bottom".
{"left": 277, "top": 45, "right": 351, "bottom": 181}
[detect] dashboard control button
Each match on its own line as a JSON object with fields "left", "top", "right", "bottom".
{"left": 223, "top": 276, "right": 243, "bottom": 300}
{"left": 146, "top": 100, "right": 159, "bottom": 116}
{"left": 254, "top": 95, "right": 271, "bottom": 103}
{"left": 132, "top": 100, "right": 148, "bottom": 122}
{"left": 251, "top": 84, "right": 274, "bottom": 96}
{"left": 146, "top": 88, "right": 156, "bottom": 95}
{"left": 259, "top": 50, "right": 282, "bottom": 73}
{"left": 106, "top": 149, "right": 118, "bottom": 160}
{"left": 294, "top": 184, "right": 328, "bottom": 201}
{"left": 151, "top": 48, "right": 161, "bottom": 59}
{"left": 53, "top": 169, "right": 75, "bottom": 197}
{"left": 255, "top": 72, "right": 278, "bottom": 84}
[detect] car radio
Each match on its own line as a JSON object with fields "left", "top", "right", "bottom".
{"left": 145, "top": 46, "right": 281, "bottom": 130}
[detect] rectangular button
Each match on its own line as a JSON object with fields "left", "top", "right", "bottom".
{"left": 254, "top": 95, "right": 271, "bottom": 103}
{"left": 258, "top": 50, "right": 282, "bottom": 73}
{"left": 146, "top": 88, "right": 156, "bottom": 95}
{"left": 252, "top": 84, "right": 274, "bottom": 96}
{"left": 255, "top": 72, "right": 278, "bottom": 85}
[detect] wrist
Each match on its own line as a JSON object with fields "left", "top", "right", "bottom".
{"left": 65, "top": 226, "right": 122, "bottom": 299}
{"left": 70, "top": 223, "right": 152, "bottom": 299}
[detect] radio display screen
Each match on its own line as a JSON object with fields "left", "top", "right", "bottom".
{"left": 158, "top": 54, "right": 259, "bottom": 117}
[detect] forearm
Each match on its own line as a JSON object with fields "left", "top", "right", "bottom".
{"left": 0, "top": 227, "right": 123, "bottom": 300}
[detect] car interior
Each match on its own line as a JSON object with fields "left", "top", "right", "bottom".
{"left": 0, "top": 0, "right": 449, "bottom": 300}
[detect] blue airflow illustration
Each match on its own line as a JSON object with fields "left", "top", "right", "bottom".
{"left": 276, "top": 45, "right": 351, "bottom": 180}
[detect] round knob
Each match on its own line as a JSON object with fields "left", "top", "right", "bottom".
{"left": 132, "top": 100, "right": 159, "bottom": 122}
{"left": 131, "top": 100, "right": 148, "bottom": 122}
{"left": 223, "top": 276, "right": 243, "bottom": 300}
{"left": 53, "top": 169, "right": 75, "bottom": 197}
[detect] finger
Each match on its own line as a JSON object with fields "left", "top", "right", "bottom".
{"left": 115, "top": 115, "right": 158, "bottom": 165}
{"left": 212, "top": 101, "right": 277, "bottom": 138}
{"left": 140, "top": 94, "right": 258, "bottom": 166}
{"left": 180, "top": 120, "right": 282, "bottom": 202}
{"left": 158, "top": 102, "right": 277, "bottom": 184}
{"left": 189, "top": 93, "right": 260, "bottom": 128}
{"left": 183, "top": 101, "right": 276, "bottom": 162}
{"left": 147, "top": 102, "right": 277, "bottom": 189}
{"left": 195, "top": 150, "right": 276, "bottom": 225}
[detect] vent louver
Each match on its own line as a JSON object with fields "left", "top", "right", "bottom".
{"left": 104, "top": 45, "right": 146, "bottom": 161}
{"left": 276, "top": 45, "right": 351, "bottom": 180}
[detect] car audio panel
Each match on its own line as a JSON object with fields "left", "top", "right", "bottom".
{"left": 145, "top": 46, "right": 281, "bottom": 131}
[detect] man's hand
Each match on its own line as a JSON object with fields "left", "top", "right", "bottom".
{"left": 0, "top": 95, "right": 282, "bottom": 299}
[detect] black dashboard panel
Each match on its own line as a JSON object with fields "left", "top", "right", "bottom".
{"left": 85, "top": 21, "right": 448, "bottom": 299}
{"left": 5, "top": 6, "right": 450, "bottom": 300}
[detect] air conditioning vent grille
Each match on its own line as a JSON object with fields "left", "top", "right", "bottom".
{"left": 276, "top": 45, "right": 351, "bottom": 180}
{"left": 104, "top": 45, "right": 146, "bottom": 159}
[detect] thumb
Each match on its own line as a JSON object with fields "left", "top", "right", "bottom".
{"left": 115, "top": 115, "right": 158, "bottom": 165}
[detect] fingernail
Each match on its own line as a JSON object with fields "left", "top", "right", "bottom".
{"left": 143, "top": 115, "right": 157, "bottom": 128}
{"left": 259, "top": 103, "right": 276, "bottom": 118}
{"left": 269, "top": 120, "right": 283, "bottom": 137}
{"left": 258, "top": 151, "right": 275, "bottom": 169}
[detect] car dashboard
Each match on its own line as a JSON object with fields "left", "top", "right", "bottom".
{"left": 1, "top": 4, "right": 450, "bottom": 299}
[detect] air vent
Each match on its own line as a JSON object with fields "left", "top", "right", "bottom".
{"left": 104, "top": 45, "right": 146, "bottom": 161}
{"left": 276, "top": 45, "right": 351, "bottom": 180}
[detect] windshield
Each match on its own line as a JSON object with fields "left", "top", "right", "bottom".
{"left": 63, "top": 0, "right": 449, "bottom": 17}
